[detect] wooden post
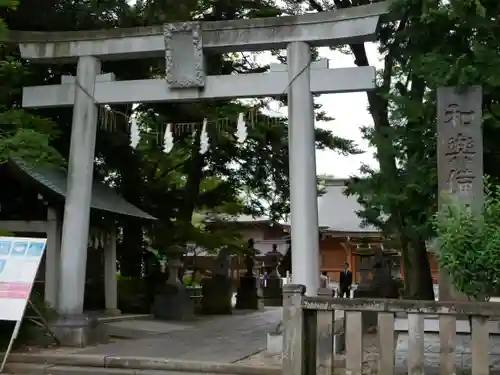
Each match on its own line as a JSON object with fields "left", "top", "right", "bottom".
{"left": 282, "top": 284, "right": 306, "bottom": 375}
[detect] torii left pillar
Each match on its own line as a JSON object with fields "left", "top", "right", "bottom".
{"left": 53, "top": 56, "right": 102, "bottom": 346}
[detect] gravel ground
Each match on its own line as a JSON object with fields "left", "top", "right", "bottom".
{"left": 236, "top": 333, "right": 380, "bottom": 374}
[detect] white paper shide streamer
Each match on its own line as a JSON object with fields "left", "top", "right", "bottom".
{"left": 163, "top": 123, "right": 174, "bottom": 154}
{"left": 130, "top": 117, "right": 141, "bottom": 148}
{"left": 235, "top": 112, "right": 247, "bottom": 143}
{"left": 199, "top": 118, "right": 209, "bottom": 154}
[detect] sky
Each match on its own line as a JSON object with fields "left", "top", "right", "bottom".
{"left": 257, "top": 44, "right": 382, "bottom": 178}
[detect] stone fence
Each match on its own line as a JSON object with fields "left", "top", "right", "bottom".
{"left": 282, "top": 284, "right": 500, "bottom": 375}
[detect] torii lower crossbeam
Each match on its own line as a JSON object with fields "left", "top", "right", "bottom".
{"left": 22, "top": 66, "right": 376, "bottom": 107}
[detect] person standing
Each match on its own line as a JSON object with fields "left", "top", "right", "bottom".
{"left": 339, "top": 262, "right": 352, "bottom": 298}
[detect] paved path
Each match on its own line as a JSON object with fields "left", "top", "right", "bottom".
{"left": 81, "top": 308, "right": 282, "bottom": 362}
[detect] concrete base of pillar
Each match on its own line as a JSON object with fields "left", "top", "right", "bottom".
{"left": 104, "top": 308, "right": 122, "bottom": 317}
{"left": 266, "top": 332, "right": 282, "bottom": 355}
{"left": 51, "top": 314, "right": 108, "bottom": 347}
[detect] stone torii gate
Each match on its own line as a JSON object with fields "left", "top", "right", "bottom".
{"left": 14, "top": 3, "right": 387, "bottom": 344}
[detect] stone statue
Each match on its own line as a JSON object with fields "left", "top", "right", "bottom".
{"left": 244, "top": 238, "right": 255, "bottom": 276}
{"left": 277, "top": 239, "right": 291, "bottom": 276}
{"left": 265, "top": 244, "right": 281, "bottom": 277}
{"left": 213, "top": 248, "right": 230, "bottom": 277}
{"left": 236, "top": 238, "right": 261, "bottom": 310}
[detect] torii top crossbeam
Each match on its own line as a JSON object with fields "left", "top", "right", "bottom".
{"left": 10, "top": 2, "right": 388, "bottom": 62}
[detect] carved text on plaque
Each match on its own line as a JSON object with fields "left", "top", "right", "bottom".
{"left": 443, "top": 103, "right": 475, "bottom": 127}
{"left": 445, "top": 132, "right": 476, "bottom": 194}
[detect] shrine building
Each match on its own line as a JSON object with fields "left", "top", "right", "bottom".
{"left": 189, "top": 177, "right": 440, "bottom": 284}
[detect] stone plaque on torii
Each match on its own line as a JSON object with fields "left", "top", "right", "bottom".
{"left": 13, "top": 3, "right": 388, "bottom": 345}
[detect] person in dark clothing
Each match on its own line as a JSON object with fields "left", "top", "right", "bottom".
{"left": 339, "top": 262, "right": 352, "bottom": 298}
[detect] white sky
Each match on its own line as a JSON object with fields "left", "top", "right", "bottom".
{"left": 258, "top": 44, "right": 382, "bottom": 178}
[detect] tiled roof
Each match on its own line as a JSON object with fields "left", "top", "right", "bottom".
{"left": 12, "top": 159, "right": 156, "bottom": 220}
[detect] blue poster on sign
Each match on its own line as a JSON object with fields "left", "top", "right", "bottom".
{"left": 0, "top": 259, "right": 5, "bottom": 274}
{"left": 0, "top": 240, "right": 11, "bottom": 256}
{"left": 27, "top": 241, "right": 45, "bottom": 257}
{"left": 11, "top": 241, "right": 28, "bottom": 256}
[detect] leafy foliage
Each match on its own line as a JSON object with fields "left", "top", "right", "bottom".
{"left": 433, "top": 182, "right": 500, "bottom": 301}
{"left": 0, "top": 3, "right": 63, "bottom": 166}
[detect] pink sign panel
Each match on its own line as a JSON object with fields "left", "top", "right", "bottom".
{"left": 0, "top": 237, "right": 47, "bottom": 321}
{"left": 0, "top": 282, "right": 32, "bottom": 300}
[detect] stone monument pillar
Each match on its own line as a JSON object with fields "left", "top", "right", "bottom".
{"left": 236, "top": 239, "right": 262, "bottom": 310}
{"left": 201, "top": 248, "right": 233, "bottom": 314}
{"left": 153, "top": 257, "right": 196, "bottom": 320}
{"left": 437, "top": 86, "right": 483, "bottom": 301}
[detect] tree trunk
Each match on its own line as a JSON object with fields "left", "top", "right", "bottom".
{"left": 173, "top": 129, "right": 205, "bottom": 258}
{"left": 406, "top": 239, "right": 435, "bottom": 300}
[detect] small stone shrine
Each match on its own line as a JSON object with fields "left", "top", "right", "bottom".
{"left": 353, "top": 244, "right": 400, "bottom": 330}
{"left": 236, "top": 239, "right": 262, "bottom": 310}
{"left": 262, "top": 245, "right": 283, "bottom": 306}
{"left": 353, "top": 244, "right": 399, "bottom": 298}
{"left": 201, "top": 248, "right": 233, "bottom": 314}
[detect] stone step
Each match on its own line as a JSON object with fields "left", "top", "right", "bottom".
{"left": 4, "top": 353, "right": 281, "bottom": 375}
{"left": 104, "top": 319, "right": 192, "bottom": 339}
{"left": 2, "top": 362, "right": 245, "bottom": 375}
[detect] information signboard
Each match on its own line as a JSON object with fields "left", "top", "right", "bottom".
{"left": 0, "top": 237, "right": 47, "bottom": 321}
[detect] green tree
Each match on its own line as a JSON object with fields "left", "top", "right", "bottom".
{"left": 345, "top": 0, "right": 500, "bottom": 299}
{"left": 433, "top": 183, "right": 500, "bottom": 301}
{"left": 0, "top": 0, "right": 62, "bottom": 165}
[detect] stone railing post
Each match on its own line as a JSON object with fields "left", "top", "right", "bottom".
{"left": 316, "top": 288, "right": 334, "bottom": 375}
{"left": 282, "top": 284, "right": 306, "bottom": 375}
